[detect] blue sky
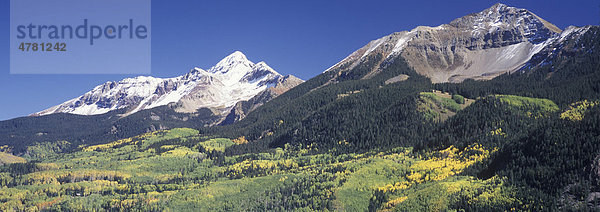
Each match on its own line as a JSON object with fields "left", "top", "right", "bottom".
{"left": 0, "top": 0, "right": 598, "bottom": 120}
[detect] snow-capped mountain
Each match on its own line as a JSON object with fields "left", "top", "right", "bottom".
{"left": 325, "top": 3, "right": 572, "bottom": 83}
{"left": 34, "top": 51, "right": 303, "bottom": 116}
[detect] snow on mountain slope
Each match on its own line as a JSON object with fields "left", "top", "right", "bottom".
{"left": 33, "top": 51, "right": 301, "bottom": 116}
{"left": 325, "top": 3, "right": 564, "bottom": 83}
{"left": 518, "top": 25, "right": 594, "bottom": 72}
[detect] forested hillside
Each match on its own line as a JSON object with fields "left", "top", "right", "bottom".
{"left": 1, "top": 93, "right": 598, "bottom": 210}
{"left": 0, "top": 106, "right": 220, "bottom": 153}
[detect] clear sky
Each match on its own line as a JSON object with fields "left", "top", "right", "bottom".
{"left": 0, "top": 0, "right": 598, "bottom": 120}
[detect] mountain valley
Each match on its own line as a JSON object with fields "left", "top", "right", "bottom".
{"left": 1, "top": 3, "right": 600, "bottom": 211}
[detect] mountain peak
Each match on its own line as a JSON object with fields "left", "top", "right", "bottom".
{"left": 209, "top": 51, "right": 253, "bottom": 75}
{"left": 487, "top": 3, "right": 561, "bottom": 33}
{"left": 491, "top": 2, "right": 507, "bottom": 7}
{"left": 488, "top": 3, "right": 509, "bottom": 11}
{"left": 448, "top": 3, "right": 561, "bottom": 43}
{"left": 255, "top": 61, "right": 280, "bottom": 75}
{"left": 227, "top": 51, "right": 248, "bottom": 60}
{"left": 221, "top": 51, "right": 249, "bottom": 65}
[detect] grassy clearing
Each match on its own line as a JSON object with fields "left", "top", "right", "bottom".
{"left": 494, "top": 95, "right": 559, "bottom": 118}
{"left": 417, "top": 91, "right": 474, "bottom": 122}
{"left": 0, "top": 152, "right": 26, "bottom": 165}
{"left": 198, "top": 138, "right": 235, "bottom": 152}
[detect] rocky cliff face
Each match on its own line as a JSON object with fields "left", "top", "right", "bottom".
{"left": 326, "top": 3, "right": 565, "bottom": 83}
